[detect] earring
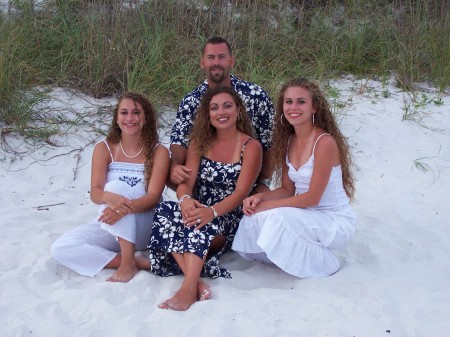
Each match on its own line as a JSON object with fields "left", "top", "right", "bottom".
{"left": 280, "top": 114, "right": 289, "bottom": 127}
{"left": 312, "top": 113, "right": 315, "bottom": 124}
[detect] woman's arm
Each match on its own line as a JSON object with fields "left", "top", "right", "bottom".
{"left": 177, "top": 143, "right": 201, "bottom": 220}
{"left": 129, "top": 144, "right": 170, "bottom": 213}
{"left": 253, "top": 135, "right": 338, "bottom": 213}
{"left": 176, "top": 143, "right": 200, "bottom": 200}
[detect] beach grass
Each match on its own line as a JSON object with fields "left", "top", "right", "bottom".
{"left": 0, "top": 0, "right": 449, "bottom": 140}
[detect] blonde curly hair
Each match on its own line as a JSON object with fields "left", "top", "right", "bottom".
{"left": 190, "top": 86, "right": 255, "bottom": 156}
{"left": 106, "top": 92, "right": 159, "bottom": 190}
{"left": 272, "top": 78, "right": 355, "bottom": 200}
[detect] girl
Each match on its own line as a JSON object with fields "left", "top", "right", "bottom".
{"left": 51, "top": 93, "right": 169, "bottom": 282}
{"left": 232, "top": 78, "right": 356, "bottom": 278}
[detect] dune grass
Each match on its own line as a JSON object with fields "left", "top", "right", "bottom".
{"left": 0, "top": 0, "right": 449, "bottom": 142}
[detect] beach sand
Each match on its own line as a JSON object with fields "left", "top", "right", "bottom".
{"left": 1, "top": 77, "right": 449, "bottom": 337}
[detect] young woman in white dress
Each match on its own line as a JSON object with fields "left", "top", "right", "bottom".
{"left": 232, "top": 78, "right": 356, "bottom": 278}
{"left": 51, "top": 93, "right": 169, "bottom": 282}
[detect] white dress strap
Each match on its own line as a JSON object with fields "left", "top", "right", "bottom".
{"left": 101, "top": 140, "right": 114, "bottom": 162}
{"left": 312, "top": 133, "right": 331, "bottom": 155}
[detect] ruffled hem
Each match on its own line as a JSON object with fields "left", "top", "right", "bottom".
{"left": 233, "top": 209, "right": 347, "bottom": 278}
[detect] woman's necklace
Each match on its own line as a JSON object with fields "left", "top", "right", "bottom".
{"left": 119, "top": 140, "right": 144, "bottom": 159}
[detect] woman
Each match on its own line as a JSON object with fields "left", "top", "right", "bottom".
{"left": 51, "top": 93, "right": 169, "bottom": 282}
{"left": 232, "top": 78, "right": 357, "bottom": 278}
{"left": 149, "top": 86, "right": 262, "bottom": 310}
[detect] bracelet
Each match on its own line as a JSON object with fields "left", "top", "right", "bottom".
{"left": 178, "top": 194, "right": 191, "bottom": 203}
{"left": 209, "top": 206, "right": 218, "bottom": 218}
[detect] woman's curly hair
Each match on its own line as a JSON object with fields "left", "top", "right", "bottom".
{"left": 272, "top": 78, "right": 355, "bottom": 200}
{"left": 190, "top": 86, "right": 255, "bottom": 155}
{"left": 106, "top": 92, "right": 159, "bottom": 190}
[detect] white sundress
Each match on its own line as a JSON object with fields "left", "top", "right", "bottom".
{"left": 51, "top": 140, "right": 159, "bottom": 277}
{"left": 232, "top": 134, "right": 356, "bottom": 278}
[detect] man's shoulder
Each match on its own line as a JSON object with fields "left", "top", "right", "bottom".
{"left": 231, "top": 75, "right": 269, "bottom": 98}
{"left": 181, "top": 80, "right": 208, "bottom": 102}
{"left": 232, "top": 74, "right": 265, "bottom": 91}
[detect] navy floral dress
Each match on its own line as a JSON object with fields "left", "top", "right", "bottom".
{"left": 148, "top": 138, "right": 254, "bottom": 278}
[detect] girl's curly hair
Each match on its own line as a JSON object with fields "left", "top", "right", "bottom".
{"left": 190, "top": 86, "right": 255, "bottom": 155}
{"left": 106, "top": 92, "right": 159, "bottom": 190}
{"left": 272, "top": 78, "right": 355, "bottom": 200}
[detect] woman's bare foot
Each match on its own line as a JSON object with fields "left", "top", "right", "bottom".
{"left": 159, "top": 286, "right": 197, "bottom": 311}
{"left": 107, "top": 264, "right": 138, "bottom": 283}
{"left": 197, "top": 279, "right": 211, "bottom": 301}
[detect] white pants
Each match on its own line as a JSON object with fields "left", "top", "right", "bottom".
{"left": 51, "top": 180, "right": 155, "bottom": 277}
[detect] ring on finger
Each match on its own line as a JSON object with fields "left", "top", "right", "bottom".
{"left": 197, "top": 219, "right": 201, "bottom": 224}
{"left": 116, "top": 210, "right": 120, "bottom": 214}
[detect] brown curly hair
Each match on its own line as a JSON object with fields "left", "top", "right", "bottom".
{"left": 190, "top": 86, "right": 255, "bottom": 155}
{"left": 106, "top": 92, "right": 159, "bottom": 190}
{"left": 272, "top": 78, "right": 355, "bottom": 200}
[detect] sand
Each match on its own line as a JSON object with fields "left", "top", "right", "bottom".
{"left": 1, "top": 77, "right": 449, "bottom": 337}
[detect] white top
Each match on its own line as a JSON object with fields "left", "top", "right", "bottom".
{"left": 286, "top": 133, "right": 350, "bottom": 210}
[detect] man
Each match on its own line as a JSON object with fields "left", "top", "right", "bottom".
{"left": 169, "top": 36, "right": 275, "bottom": 192}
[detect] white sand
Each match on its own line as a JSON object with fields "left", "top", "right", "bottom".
{"left": 1, "top": 77, "right": 449, "bottom": 337}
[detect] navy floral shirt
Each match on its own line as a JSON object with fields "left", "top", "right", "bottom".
{"left": 170, "top": 75, "right": 275, "bottom": 151}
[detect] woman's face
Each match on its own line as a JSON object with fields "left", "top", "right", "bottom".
{"left": 208, "top": 92, "right": 240, "bottom": 130}
{"left": 282, "top": 86, "right": 315, "bottom": 127}
{"left": 116, "top": 98, "right": 145, "bottom": 136}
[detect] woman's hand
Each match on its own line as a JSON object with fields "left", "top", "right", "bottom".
{"left": 243, "top": 194, "right": 262, "bottom": 215}
{"left": 103, "top": 191, "right": 135, "bottom": 216}
{"left": 98, "top": 207, "right": 124, "bottom": 225}
{"left": 252, "top": 200, "right": 271, "bottom": 214}
{"left": 184, "top": 200, "right": 214, "bottom": 230}
{"left": 180, "top": 197, "right": 197, "bottom": 223}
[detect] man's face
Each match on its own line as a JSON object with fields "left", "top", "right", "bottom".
{"left": 200, "top": 43, "right": 235, "bottom": 84}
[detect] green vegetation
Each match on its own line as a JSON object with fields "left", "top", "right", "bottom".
{"left": 1, "top": 0, "right": 449, "bottom": 139}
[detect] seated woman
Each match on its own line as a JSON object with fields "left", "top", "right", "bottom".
{"left": 149, "top": 86, "right": 262, "bottom": 311}
{"left": 232, "top": 78, "right": 357, "bottom": 278}
{"left": 51, "top": 93, "right": 169, "bottom": 282}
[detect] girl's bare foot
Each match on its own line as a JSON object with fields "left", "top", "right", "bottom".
{"left": 197, "top": 279, "right": 211, "bottom": 301}
{"left": 107, "top": 264, "right": 138, "bottom": 282}
{"left": 159, "top": 287, "right": 197, "bottom": 311}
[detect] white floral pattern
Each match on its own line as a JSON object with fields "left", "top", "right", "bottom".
{"left": 148, "top": 139, "right": 254, "bottom": 278}
{"left": 170, "top": 75, "right": 275, "bottom": 151}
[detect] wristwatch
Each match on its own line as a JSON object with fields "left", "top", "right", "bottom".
{"left": 258, "top": 178, "right": 271, "bottom": 188}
